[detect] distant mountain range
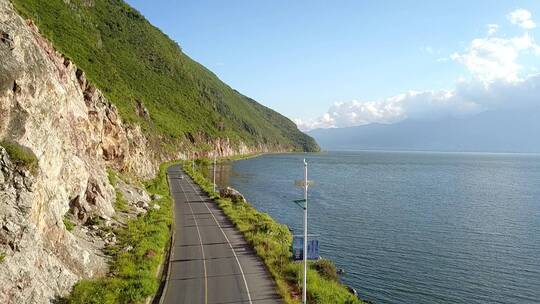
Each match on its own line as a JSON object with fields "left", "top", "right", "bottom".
{"left": 308, "top": 109, "right": 540, "bottom": 153}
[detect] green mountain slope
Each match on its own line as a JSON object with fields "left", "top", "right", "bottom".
{"left": 12, "top": 0, "right": 318, "bottom": 152}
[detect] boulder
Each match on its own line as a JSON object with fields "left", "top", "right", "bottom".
{"left": 117, "top": 179, "right": 151, "bottom": 209}
{"left": 150, "top": 193, "right": 162, "bottom": 201}
{"left": 219, "top": 187, "right": 245, "bottom": 203}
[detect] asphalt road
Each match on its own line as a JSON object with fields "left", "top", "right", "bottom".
{"left": 162, "top": 165, "right": 282, "bottom": 304}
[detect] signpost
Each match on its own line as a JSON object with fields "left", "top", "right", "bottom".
{"left": 292, "top": 235, "right": 320, "bottom": 261}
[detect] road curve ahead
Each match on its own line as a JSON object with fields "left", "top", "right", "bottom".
{"left": 162, "top": 165, "right": 282, "bottom": 304}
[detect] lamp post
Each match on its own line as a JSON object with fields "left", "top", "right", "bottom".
{"left": 293, "top": 159, "right": 314, "bottom": 303}
{"left": 213, "top": 156, "right": 217, "bottom": 193}
{"left": 302, "top": 158, "right": 308, "bottom": 304}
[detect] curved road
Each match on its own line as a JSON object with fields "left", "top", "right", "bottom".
{"left": 162, "top": 165, "right": 282, "bottom": 304}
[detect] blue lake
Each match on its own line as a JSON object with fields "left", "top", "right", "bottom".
{"left": 213, "top": 151, "right": 540, "bottom": 304}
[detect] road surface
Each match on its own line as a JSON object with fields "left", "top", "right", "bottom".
{"left": 162, "top": 165, "right": 282, "bottom": 304}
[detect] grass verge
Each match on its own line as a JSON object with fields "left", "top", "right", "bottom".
{"left": 67, "top": 162, "right": 174, "bottom": 304}
{"left": 183, "top": 162, "right": 363, "bottom": 304}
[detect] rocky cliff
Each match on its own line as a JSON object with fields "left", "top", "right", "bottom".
{"left": 0, "top": 0, "right": 285, "bottom": 302}
{"left": 0, "top": 0, "right": 145, "bottom": 301}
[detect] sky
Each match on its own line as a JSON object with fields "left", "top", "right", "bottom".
{"left": 125, "top": 0, "right": 540, "bottom": 130}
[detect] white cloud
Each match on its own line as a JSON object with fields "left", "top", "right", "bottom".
{"left": 296, "top": 88, "right": 476, "bottom": 130}
{"left": 451, "top": 33, "right": 540, "bottom": 83}
{"left": 296, "top": 9, "right": 540, "bottom": 131}
{"left": 487, "top": 24, "right": 499, "bottom": 36}
{"left": 296, "top": 75, "right": 540, "bottom": 131}
{"left": 508, "top": 9, "right": 536, "bottom": 29}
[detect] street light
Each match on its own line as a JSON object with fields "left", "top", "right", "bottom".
{"left": 213, "top": 156, "right": 217, "bottom": 193}
{"left": 294, "top": 159, "right": 312, "bottom": 304}
{"left": 302, "top": 159, "right": 308, "bottom": 304}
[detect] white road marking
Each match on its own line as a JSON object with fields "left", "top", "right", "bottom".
{"left": 178, "top": 180, "right": 208, "bottom": 304}
{"left": 185, "top": 178, "right": 254, "bottom": 304}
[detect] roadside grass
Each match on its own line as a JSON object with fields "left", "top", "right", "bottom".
{"left": 67, "top": 162, "right": 173, "bottom": 304}
{"left": 0, "top": 140, "right": 38, "bottom": 174}
{"left": 312, "top": 259, "right": 340, "bottom": 282}
{"left": 183, "top": 162, "right": 363, "bottom": 304}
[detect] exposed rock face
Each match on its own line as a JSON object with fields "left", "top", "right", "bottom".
{"left": 0, "top": 0, "right": 155, "bottom": 302}
{"left": 0, "top": 0, "right": 288, "bottom": 302}
{"left": 0, "top": 147, "right": 108, "bottom": 303}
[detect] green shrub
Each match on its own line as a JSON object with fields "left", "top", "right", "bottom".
{"left": 68, "top": 278, "right": 123, "bottom": 304}
{"left": 0, "top": 140, "right": 38, "bottom": 174}
{"left": 312, "top": 259, "right": 339, "bottom": 282}
{"left": 0, "top": 253, "right": 5, "bottom": 263}
{"left": 63, "top": 217, "right": 76, "bottom": 232}
{"left": 195, "top": 157, "right": 211, "bottom": 167}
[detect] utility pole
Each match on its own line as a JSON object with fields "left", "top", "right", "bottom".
{"left": 191, "top": 152, "right": 195, "bottom": 171}
{"left": 213, "top": 156, "right": 217, "bottom": 193}
{"left": 302, "top": 158, "right": 308, "bottom": 304}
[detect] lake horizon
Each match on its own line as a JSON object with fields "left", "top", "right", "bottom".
{"left": 211, "top": 151, "right": 540, "bottom": 304}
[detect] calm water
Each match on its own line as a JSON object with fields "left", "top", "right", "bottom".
{"left": 212, "top": 151, "right": 540, "bottom": 304}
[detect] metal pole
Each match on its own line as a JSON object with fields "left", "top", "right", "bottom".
{"left": 303, "top": 158, "right": 308, "bottom": 304}
{"left": 213, "top": 157, "right": 217, "bottom": 193}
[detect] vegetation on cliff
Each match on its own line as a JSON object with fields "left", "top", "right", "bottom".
{"left": 68, "top": 162, "right": 174, "bottom": 304}
{"left": 0, "top": 140, "right": 38, "bottom": 174}
{"left": 183, "top": 163, "right": 363, "bottom": 304}
{"left": 11, "top": 0, "right": 319, "bottom": 153}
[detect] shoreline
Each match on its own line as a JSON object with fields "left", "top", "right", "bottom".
{"left": 220, "top": 150, "right": 330, "bottom": 162}
{"left": 187, "top": 156, "right": 365, "bottom": 303}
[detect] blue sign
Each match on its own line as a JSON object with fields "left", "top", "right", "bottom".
{"left": 292, "top": 236, "right": 320, "bottom": 260}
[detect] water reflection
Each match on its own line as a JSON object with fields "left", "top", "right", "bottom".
{"left": 202, "top": 162, "right": 233, "bottom": 190}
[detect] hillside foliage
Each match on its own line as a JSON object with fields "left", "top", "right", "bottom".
{"left": 11, "top": 0, "right": 319, "bottom": 152}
